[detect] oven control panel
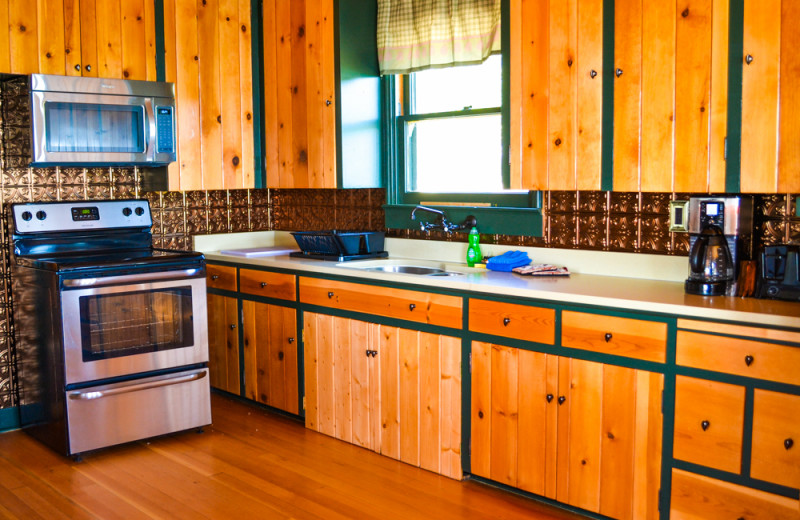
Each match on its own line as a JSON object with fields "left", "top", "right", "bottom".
{"left": 12, "top": 200, "right": 152, "bottom": 233}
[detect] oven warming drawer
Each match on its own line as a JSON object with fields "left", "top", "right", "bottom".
{"left": 65, "top": 368, "right": 211, "bottom": 454}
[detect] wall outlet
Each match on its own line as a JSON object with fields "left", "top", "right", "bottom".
{"left": 669, "top": 200, "right": 689, "bottom": 232}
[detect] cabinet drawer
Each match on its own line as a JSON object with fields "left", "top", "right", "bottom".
{"left": 676, "top": 330, "right": 800, "bottom": 386}
{"left": 468, "top": 299, "right": 555, "bottom": 344}
{"left": 239, "top": 268, "right": 296, "bottom": 301}
{"left": 673, "top": 375, "right": 745, "bottom": 474}
{"left": 561, "top": 311, "right": 667, "bottom": 362}
{"left": 299, "top": 277, "right": 462, "bottom": 329}
{"left": 671, "top": 469, "right": 800, "bottom": 520}
{"left": 206, "top": 264, "right": 237, "bottom": 291}
{"left": 751, "top": 389, "right": 800, "bottom": 489}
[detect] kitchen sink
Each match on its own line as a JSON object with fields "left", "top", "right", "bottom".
{"left": 362, "top": 265, "right": 462, "bottom": 276}
{"left": 338, "top": 259, "right": 470, "bottom": 277}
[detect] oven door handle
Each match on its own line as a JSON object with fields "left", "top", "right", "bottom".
{"left": 67, "top": 370, "right": 207, "bottom": 401}
{"left": 62, "top": 268, "right": 202, "bottom": 288}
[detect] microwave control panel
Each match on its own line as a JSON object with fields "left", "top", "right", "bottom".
{"left": 155, "top": 106, "right": 175, "bottom": 154}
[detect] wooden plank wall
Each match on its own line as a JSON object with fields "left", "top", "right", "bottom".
{"left": 162, "top": 0, "right": 254, "bottom": 190}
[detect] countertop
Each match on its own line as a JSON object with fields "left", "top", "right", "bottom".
{"left": 201, "top": 244, "right": 800, "bottom": 330}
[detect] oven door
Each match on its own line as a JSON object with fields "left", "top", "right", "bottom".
{"left": 60, "top": 268, "right": 208, "bottom": 385}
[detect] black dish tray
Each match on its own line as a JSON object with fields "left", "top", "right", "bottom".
{"left": 290, "top": 230, "right": 386, "bottom": 257}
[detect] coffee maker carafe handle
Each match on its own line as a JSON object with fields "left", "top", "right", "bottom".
{"left": 689, "top": 234, "right": 709, "bottom": 273}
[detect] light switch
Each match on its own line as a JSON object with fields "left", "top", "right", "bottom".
{"left": 669, "top": 200, "right": 689, "bottom": 232}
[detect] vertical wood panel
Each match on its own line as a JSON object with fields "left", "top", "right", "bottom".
{"left": 399, "top": 328, "right": 420, "bottom": 466}
{"left": 241, "top": 300, "right": 258, "bottom": 401}
{"left": 0, "top": 1, "right": 10, "bottom": 72}
{"left": 575, "top": 0, "right": 603, "bottom": 190}
{"left": 778, "top": 0, "right": 800, "bottom": 192}
{"left": 369, "top": 322, "right": 383, "bottom": 453}
{"left": 547, "top": 0, "right": 577, "bottom": 190}
{"left": 290, "top": 0, "right": 309, "bottom": 187}
{"left": 419, "top": 332, "right": 441, "bottom": 474}
{"left": 262, "top": 0, "right": 280, "bottom": 187}
{"left": 305, "top": 0, "right": 325, "bottom": 188}
{"left": 163, "top": 0, "right": 180, "bottom": 188}
{"left": 544, "top": 354, "right": 560, "bottom": 499}
{"left": 95, "top": 0, "right": 122, "bottom": 78}
{"left": 267, "top": 304, "right": 287, "bottom": 409}
{"left": 490, "top": 344, "right": 518, "bottom": 487}
{"left": 275, "top": 0, "right": 295, "bottom": 187}
{"left": 555, "top": 356, "right": 571, "bottom": 503}
{"left": 350, "top": 319, "right": 370, "bottom": 448}
{"left": 566, "top": 358, "right": 602, "bottom": 512}
{"left": 174, "top": 0, "right": 202, "bottom": 189}
{"left": 520, "top": 0, "right": 549, "bottom": 189}
{"left": 613, "top": 0, "right": 642, "bottom": 191}
{"left": 598, "top": 364, "right": 636, "bottom": 520}
{"left": 440, "top": 336, "right": 462, "bottom": 480}
{"left": 632, "top": 371, "right": 663, "bottom": 520}
{"left": 63, "top": 0, "right": 81, "bottom": 76}
{"left": 281, "top": 306, "right": 298, "bottom": 414}
{"left": 640, "top": 0, "right": 674, "bottom": 192}
{"left": 219, "top": 0, "right": 243, "bottom": 188}
{"left": 517, "top": 349, "right": 548, "bottom": 495}
{"left": 321, "top": 0, "right": 336, "bottom": 187}
{"left": 198, "top": 0, "right": 223, "bottom": 189}
{"left": 9, "top": 0, "right": 39, "bottom": 74}
{"left": 315, "top": 313, "right": 336, "bottom": 437}
{"left": 333, "top": 316, "right": 352, "bottom": 443}
{"left": 120, "top": 0, "right": 146, "bottom": 80}
{"left": 303, "top": 312, "right": 319, "bottom": 430}
{"left": 470, "top": 341, "right": 492, "bottom": 478}
{"left": 224, "top": 297, "right": 240, "bottom": 394}
{"left": 207, "top": 294, "right": 225, "bottom": 389}
{"left": 378, "top": 325, "right": 400, "bottom": 460}
{"left": 144, "top": 0, "right": 157, "bottom": 80}
{"left": 708, "top": 0, "right": 729, "bottom": 192}
{"left": 79, "top": 0, "right": 98, "bottom": 77}
{"left": 509, "top": 0, "right": 522, "bottom": 189}
{"left": 37, "top": 0, "right": 65, "bottom": 74}
{"left": 740, "top": 0, "right": 780, "bottom": 192}
{"left": 238, "top": 0, "right": 255, "bottom": 188}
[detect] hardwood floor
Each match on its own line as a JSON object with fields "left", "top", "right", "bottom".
{"left": 0, "top": 393, "right": 583, "bottom": 520}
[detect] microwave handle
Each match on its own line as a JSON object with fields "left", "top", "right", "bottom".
{"left": 144, "top": 98, "right": 157, "bottom": 157}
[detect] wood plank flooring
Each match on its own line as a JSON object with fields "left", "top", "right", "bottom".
{"left": 0, "top": 393, "right": 583, "bottom": 520}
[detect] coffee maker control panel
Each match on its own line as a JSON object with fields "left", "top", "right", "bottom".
{"left": 699, "top": 201, "right": 725, "bottom": 229}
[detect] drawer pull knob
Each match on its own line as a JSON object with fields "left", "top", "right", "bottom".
{"left": 409, "top": 303, "right": 416, "bottom": 311}
{"left": 604, "top": 332, "right": 612, "bottom": 342}
{"left": 478, "top": 410, "right": 484, "bottom": 419}
{"left": 211, "top": 275, "right": 219, "bottom": 280}
{"left": 328, "top": 291, "right": 334, "bottom": 299}
{"left": 701, "top": 420, "right": 710, "bottom": 431}
{"left": 372, "top": 350, "right": 378, "bottom": 357}
{"left": 546, "top": 394, "right": 554, "bottom": 403}
{"left": 278, "top": 351, "right": 284, "bottom": 361}
{"left": 229, "top": 324, "right": 236, "bottom": 330}
{"left": 503, "top": 317, "right": 511, "bottom": 326}
{"left": 785, "top": 438, "right": 794, "bottom": 450}
{"left": 615, "top": 68, "right": 623, "bottom": 78}
{"left": 590, "top": 69, "right": 597, "bottom": 78}
{"left": 745, "top": 355, "right": 754, "bottom": 366}
{"left": 746, "top": 54, "right": 754, "bottom": 65}
{"left": 288, "top": 337, "right": 294, "bottom": 344}
{"left": 260, "top": 282, "right": 268, "bottom": 288}
{"left": 558, "top": 396, "right": 566, "bottom": 405}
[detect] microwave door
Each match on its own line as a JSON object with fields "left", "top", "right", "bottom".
{"left": 31, "top": 91, "right": 150, "bottom": 165}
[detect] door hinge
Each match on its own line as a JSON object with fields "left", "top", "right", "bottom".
{"left": 724, "top": 136, "right": 728, "bottom": 160}
{"left": 302, "top": 329, "right": 305, "bottom": 344}
{"left": 657, "top": 487, "right": 662, "bottom": 513}
{"left": 469, "top": 352, "right": 472, "bottom": 374}
{"left": 661, "top": 389, "right": 665, "bottom": 414}
{"left": 302, "top": 396, "right": 306, "bottom": 411}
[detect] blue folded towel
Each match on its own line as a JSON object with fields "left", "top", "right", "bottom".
{"left": 486, "top": 250, "right": 531, "bottom": 272}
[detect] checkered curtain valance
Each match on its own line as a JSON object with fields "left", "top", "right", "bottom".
{"left": 376, "top": 0, "right": 501, "bottom": 75}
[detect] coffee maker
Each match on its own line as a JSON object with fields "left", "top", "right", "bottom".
{"left": 685, "top": 196, "right": 752, "bottom": 296}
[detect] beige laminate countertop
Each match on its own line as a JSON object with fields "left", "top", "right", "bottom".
{"left": 203, "top": 251, "right": 800, "bottom": 330}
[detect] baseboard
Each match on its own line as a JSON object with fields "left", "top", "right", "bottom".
{"left": 0, "top": 407, "right": 19, "bottom": 432}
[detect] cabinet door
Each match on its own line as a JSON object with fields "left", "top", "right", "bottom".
{"left": 751, "top": 389, "right": 800, "bottom": 489}
{"left": 207, "top": 293, "right": 240, "bottom": 394}
{"left": 242, "top": 301, "right": 298, "bottom": 414}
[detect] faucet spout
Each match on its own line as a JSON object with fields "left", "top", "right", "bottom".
{"left": 411, "top": 205, "right": 445, "bottom": 221}
{"left": 410, "top": 205, "right": 477, "bottom": 234}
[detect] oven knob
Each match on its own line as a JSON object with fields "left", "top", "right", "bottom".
{"left": 122, "top": 207, "right": 132, "bottom": 217}
{"left": 21, "top": 211, "right": 32, "bottom": 221}
{"left": 36, "top": 210, "right": 47, "bottom": 221}
{"left": 135, "top": 207, "right": 145, "bottom": 216}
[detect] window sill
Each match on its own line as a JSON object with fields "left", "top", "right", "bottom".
{"left": 383, "top": 204, "right": 544, "bottom": 237}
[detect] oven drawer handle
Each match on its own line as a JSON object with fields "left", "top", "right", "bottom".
{"left": 67, "top": 370, "right": 207, "bottom": 401}
{"left": 63, "top": 268, "right": 202, "bottom": 288}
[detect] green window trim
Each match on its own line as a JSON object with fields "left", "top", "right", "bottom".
{"left": 382, "top": 0, "right": 543, "bottom": 237}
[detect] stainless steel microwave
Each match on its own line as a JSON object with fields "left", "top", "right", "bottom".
{"left": 25, "top": 74, "right": 176, "bottom": 166}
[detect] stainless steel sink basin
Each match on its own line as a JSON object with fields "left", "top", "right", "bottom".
{"left": 362, "top": 265, "right": 463, "bottom": 276}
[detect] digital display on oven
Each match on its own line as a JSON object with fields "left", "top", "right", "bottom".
{"left": 71, "top": 206, "right": 100, "bottom": 221}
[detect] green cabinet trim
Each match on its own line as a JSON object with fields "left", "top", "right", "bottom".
{"left": 725, "top": 0, "right": 745, "bottom": 193}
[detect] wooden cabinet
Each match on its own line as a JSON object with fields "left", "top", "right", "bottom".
{"left": 303, "top": 312, "right": 462, "bottom": 479}
{"left": 207, "top": 293, "right": 240, "bottom": 394}
{"left": 242, "top": 300, "right": 298, "bottom": 414}
{"left": 468, "top": 299, "right": 555, "bottom": 345}
{"left": 207, "top": 264, "right": 237, "bottom": 291}
{"left": 561, "top": 311, "right": 667, "bottom": 363}
{"left": 751, "top": 389, "right": 800, "bottom": 489}
{"left": 262, "top": 0, "right": 381, "bottom": 189}
{"left": 0, "top": 0, "right": 156, "bottom": 78}
{"left": 470, "top": 342, "right": 663, "bottom": 520}
{"left": 239, "top": 269, "right": 295, "bottom": 300}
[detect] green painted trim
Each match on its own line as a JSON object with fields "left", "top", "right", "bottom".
{"left": 301, "top": 305, "right": 462, "bottom": 337}
{"left": 672, "top": 460, "right": 800, "bottom": 500}
{"left": 676, "top": 365, "right": 800, "bottom": 395}
{"left": 383, "top": 204, "right": 544, "bottom": 237}
{"left": 154, "top": 0, "right": 166, "bottom": 82}
{"left": 501, "top": 0, "right": 510, "bottom": 189}
{"left": 0, "top": 407, "right": 19, "bottom": 432}
{"left": 600, "top": 0, "right": 614, "bottom": 191}
{"left": 796, "top": 197, "right": 800, "bottom": 217}
{"left": 237, "top": 298, "right": 246, "bottom": 397}
{"left": 296, "top": 275, "right": 305, "bottom": 417}
{"left": 741, "top": 386, "right": 754, "bottom": 479}
{"left": 250, "top": 0, "right": 266, "bottom": 188}
{"left": 725, "top": 0, "right": 744, "bottom": 193}
{"left": 461, "top": 301, "right": 471, "bottom": 474}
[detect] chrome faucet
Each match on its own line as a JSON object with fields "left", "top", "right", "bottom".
{"left": 410, "top": 205, "right": 477, "bottom": 233}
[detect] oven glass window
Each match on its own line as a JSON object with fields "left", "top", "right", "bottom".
{"left": 45, "top": 102, "right": 145, "bottom": 153}
{"left": 79, "top": 287, "right": 194, "bottom": 361}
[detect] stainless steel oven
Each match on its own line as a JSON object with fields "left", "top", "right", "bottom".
{"left": 9, "top": 200, "right": 210, "bottom": 457}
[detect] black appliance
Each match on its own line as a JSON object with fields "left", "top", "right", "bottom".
{"left": 289, "top": 230, "right": 388, "bottom": 261}
{"left": 9, "top": 200, "right": 211, "bottom": 457}
{"left": 756, "top": 245, "right": 800, "bottom": 302}
{"left": 685, "top": 196, "right": 752, "bottom": 296}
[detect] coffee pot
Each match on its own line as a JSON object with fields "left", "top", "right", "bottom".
{"left": 685, "top": 224, "right": 734, "bottom": 296}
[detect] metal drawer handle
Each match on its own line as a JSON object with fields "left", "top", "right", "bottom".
{"left": 260, "top": 282, "right": 268, "bottom": 288}
{"left": 746, "top": 54, "right": 754, "bottom": 65}
{"left": 557, "top": 396, "right": 566, "bottom": 405}
{"left": 590, "top": 69, "right": 597, "bottom": 78}
{"left": 604, "top": 332, "right": 612, "bottom": 342}
{"left": 615, "top": 68, "right": 623, "bottom": 77}
{"left": 701, "top": 420, "right": 710, "bottom": 431}
{"left": 745, "top": 355, "right": 754, "bottom": 366}
{"left": 503, "top": 317, "right": 511, "bottom": 326}
{"left": 288, "top": 337, "right": 294, "bottom": 344}
{"left": 546, "top": 394, "right": 554, "bottom": 403}
{"left": 68, "top": 370, "right": 206, "bottom": 400}
{"left": 409, "top": 303, "right": 416, "bottom": 311}
{"left": 230, "top": 324, "right": 236, "bottom": 330}
{"left": 328, "top": 291, "right": 334, "bottom": 299}
{"left": 211, "top": 274, "right": 219, "bottom": 280}
{"left": 785, "top": 438, "right": 794, "bottom": 450}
